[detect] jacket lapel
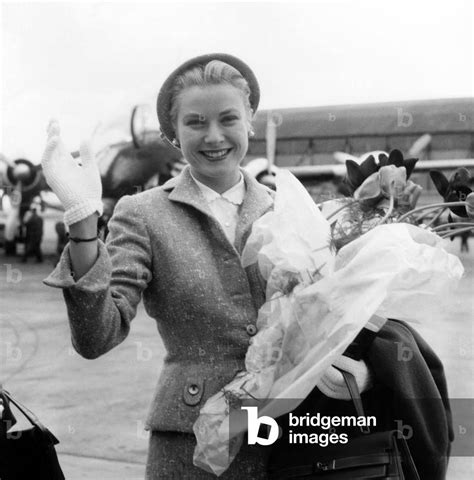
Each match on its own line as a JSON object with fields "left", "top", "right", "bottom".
{"left": 163, "top": 167, "right": 214, "bottom": 218}
{"left": 234, "top": 169, "right": 274, "bottom": 253}
{"left": 163, "top": 166, "right": 274, "bottom": 254}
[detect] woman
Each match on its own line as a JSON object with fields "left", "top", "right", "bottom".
{"left": 42, "top": 53, "right": 275, "bottom": 479}
{"left": 42, "top": 53, "right": 452, "bottom": 479}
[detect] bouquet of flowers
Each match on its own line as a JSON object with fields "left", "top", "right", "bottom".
{"left": 192, "top": 151, "right": 467, "bottom": 476}
{"left": 322, "top": 149, "right": 423, "bottom": 250}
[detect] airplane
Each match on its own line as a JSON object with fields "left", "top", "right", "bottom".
{"left": 1, "top": 98, "right": 472, "bottom": 253}
{"left": 244, "top": 97, "right": 474, "bottom": 196}
{"left": 0, "top": 105, "right": 182, "bottom": 254}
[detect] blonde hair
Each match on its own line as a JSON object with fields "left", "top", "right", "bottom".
{"left": 169, "top": 60, "right": 253, "bottom": 129}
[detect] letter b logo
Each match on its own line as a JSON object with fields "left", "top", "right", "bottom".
{"left": 242, "top": 406, "right": 279, "bottom": 446}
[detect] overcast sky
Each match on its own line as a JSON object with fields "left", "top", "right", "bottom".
{"left": 1, "top": 0, "right": 473, "bottom": 161}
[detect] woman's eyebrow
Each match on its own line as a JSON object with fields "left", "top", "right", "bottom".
{"left": 220, "top": 108, "right": 240, "bottom": 115}
{"left": 182, "top": 113, "right": 203, "bottom": 120}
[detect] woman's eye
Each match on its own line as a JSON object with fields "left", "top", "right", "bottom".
{"left": 185, "top": 119, "right": 205, "bottom": 127}
{"left": 222, "top": 116, "right": 239, "bottom": 123}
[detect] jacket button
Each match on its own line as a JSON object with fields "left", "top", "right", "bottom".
{"left": 246, "top": 324, "right": 257, "bottom": 336}
{"left": 188, "top": 384, "right": 200, "bottom": 396}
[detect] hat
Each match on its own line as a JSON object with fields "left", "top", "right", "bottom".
{"left": 157, "top": 53, "right": 260, "bottom": 148}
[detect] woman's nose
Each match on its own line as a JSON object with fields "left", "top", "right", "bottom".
{"left": 204, "top": 122, "right": 224, "bottom": 143}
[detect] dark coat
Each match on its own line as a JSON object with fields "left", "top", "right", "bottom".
{"left": 25, "top": 213, "right": 43, "bottom": 243}
{"left": 269, "top": 319, "right": 453, "bottom": 480}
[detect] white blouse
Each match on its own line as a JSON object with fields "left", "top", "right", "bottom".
{"left": 190, "top": 173, "right": 245, "bottom": 245}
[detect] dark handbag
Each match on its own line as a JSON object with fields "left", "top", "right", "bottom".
{"left": 0, "top": 388, "right": 65, "bottom": 480}
{"left": 268, "top": 370, "right": 421, "bottom": 480}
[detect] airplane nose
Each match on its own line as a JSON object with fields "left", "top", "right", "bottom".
{"left": 6, "top": 159, "right": 39, "bottom": 190}
{"left": 13, "top": 163, "right": 31, "bottom": 182}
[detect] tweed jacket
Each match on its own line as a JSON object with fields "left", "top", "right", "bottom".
{"left": 44, "top": 167, "right": 274, "bottom": 433}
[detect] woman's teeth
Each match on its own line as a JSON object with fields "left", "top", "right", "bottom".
{"left": 201, "top": 149, "right": 230, "bottom": 160}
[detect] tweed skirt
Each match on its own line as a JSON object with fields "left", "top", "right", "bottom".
{"left": 145, "top": 431, "right": 271, "bottom": 479}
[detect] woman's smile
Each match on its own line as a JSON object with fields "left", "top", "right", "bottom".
{"left": 175, "top": 84, "right": 251, "bottom": 192}
{"left": 199, "top": 148, "right": 233, "bottom": 161}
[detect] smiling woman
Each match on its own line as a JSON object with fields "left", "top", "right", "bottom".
{"left": 42, "top": 53, "right": 275, "bottom": 479}
{"left": 161, "top": 56, "right": 257, "bottom": 192}
{"left": 38, "top": 51, "right": 455, "bottom": 480}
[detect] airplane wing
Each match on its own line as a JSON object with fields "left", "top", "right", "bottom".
{"left": 245, "top": 157, "right": 474, "bottom": 188}
{"left": 287, "top": 159, "right": 474, "bottom": 180}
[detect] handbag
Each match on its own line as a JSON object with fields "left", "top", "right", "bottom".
{"left": 268, "top": 369, "right": 421, "bottom": 480}
{"left": 0, "top": 387, "right": 65, "bottom": 480}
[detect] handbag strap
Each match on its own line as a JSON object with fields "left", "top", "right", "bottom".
{"left": 343, "top": 327, "right": 377, "bottom": 361}
{"left": 397, "top": 433, "right": 422, "bottom": 480}
{"left": 336, "top": 368, "right": 370, "bottom": 434}
{"left": 1, "top": 389, "right": 52, "bottom": 438}
{"left": 335, "top": 371, "right": 421, "bottom": 479}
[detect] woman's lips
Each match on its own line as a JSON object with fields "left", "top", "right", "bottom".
{"left": 200, "top": 148, "right": 232, "bottom": 161}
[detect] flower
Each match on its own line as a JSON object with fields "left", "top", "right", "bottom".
{"left": 345, "top": 150, "right": 422, "bottom": 212}
{"left": 324, "top": 150, "right": 424, "bottom": 250}
{"left": 430, "top": 168, "right": 474, "bottom": 218}
{"left": 329, "top": 156, "right": 474, "bottom": 246}
{"left": 379, "top": 164, "right": 407, "bottom": 197}
{"left": 344, "top": 149, "right": 418, "bottom": 196}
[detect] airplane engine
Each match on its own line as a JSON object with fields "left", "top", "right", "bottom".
{"left": 100, "top": 140, "right": 182, "bottom": 199}
{"left": 4, "top": 158, "right": 43, "bottom": 192}
{"left": 1, "top": 158, "right": 47, "bottom": 216}
{"left": 0, "top": 156, "right": 49, "bottom": 254}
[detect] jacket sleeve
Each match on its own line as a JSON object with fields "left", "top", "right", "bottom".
{"left": 43, "top": 195, "right": 152, "bottom": 359}
{"left": 403, "top": 321, "right": 455, "bottom": 451}
{"left": 368, "top": 319, "right": 452, "bottom": 480}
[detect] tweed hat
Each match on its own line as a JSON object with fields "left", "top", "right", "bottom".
{"left": 157, "top": 53, "right": 260, "bottom": 148}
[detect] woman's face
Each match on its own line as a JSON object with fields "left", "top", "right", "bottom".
{"left": 175, "top": 84, "right": 250, "bottom": 190}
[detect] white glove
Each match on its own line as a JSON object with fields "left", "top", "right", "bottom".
{"left": 41, "top": 120, "right": 103, "bottom": 226}
{"left": 317, "top": 355, "right": 373, "bottom": 400}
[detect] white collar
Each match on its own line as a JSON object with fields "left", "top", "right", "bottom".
{"left": 190, "top": 172, "right": 246, "bottom": 206}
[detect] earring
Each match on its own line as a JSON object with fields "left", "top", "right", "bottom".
{"left": 172, "top": 138, "right": 180, "bottom": 148}
{"left": 248, "top": 129, "right": 255, "bottom": 138}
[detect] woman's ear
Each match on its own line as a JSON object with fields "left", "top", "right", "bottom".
{"left": 247, "top": 106, "right": 256, "bottom": 129}
{"left": 172, "top": 122, "right": 180, "bottom": 145}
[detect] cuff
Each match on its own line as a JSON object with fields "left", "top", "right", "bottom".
{"left": 64, "top": 199, "right": 104, "bottom": 227}
{"left": 43, "top": 241, "right": 112, "bottom": 292}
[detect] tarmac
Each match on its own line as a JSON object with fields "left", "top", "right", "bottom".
{"left": 59, "top": 454, "right": 145, "bottom": 480}
{"left": 1, "top": 215, "right": 473, "bottom": 479}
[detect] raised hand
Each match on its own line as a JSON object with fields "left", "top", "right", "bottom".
{"left": 42, "top": 120, "right": 103, "bottom": 226}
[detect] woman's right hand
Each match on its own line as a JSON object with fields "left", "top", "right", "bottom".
{"left": 42, "top": 120, "right": 103, "bottom": 226}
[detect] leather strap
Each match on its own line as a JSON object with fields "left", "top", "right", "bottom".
{"left": 335, "top": 369, "right": 420, "bottom": 478}
{"left": 0, "top": 389, "right": 54, "bottom": 439}
{"left": 69, "top": 236, "right": 98, "bottom": 243}
{"left": 271, "top": 453, "right": 390, "bottom": 479}
{"left": 343, "top": 328, "right": 377, "bottom": 361}
{"left": 316, "top": 453, "right": 390, "bottom": 471}
{"left": 337, "top": 369, "right": 370, "bottom": 434}
{"left": 398, "top": 434, "right": 421, "bottom": 480}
